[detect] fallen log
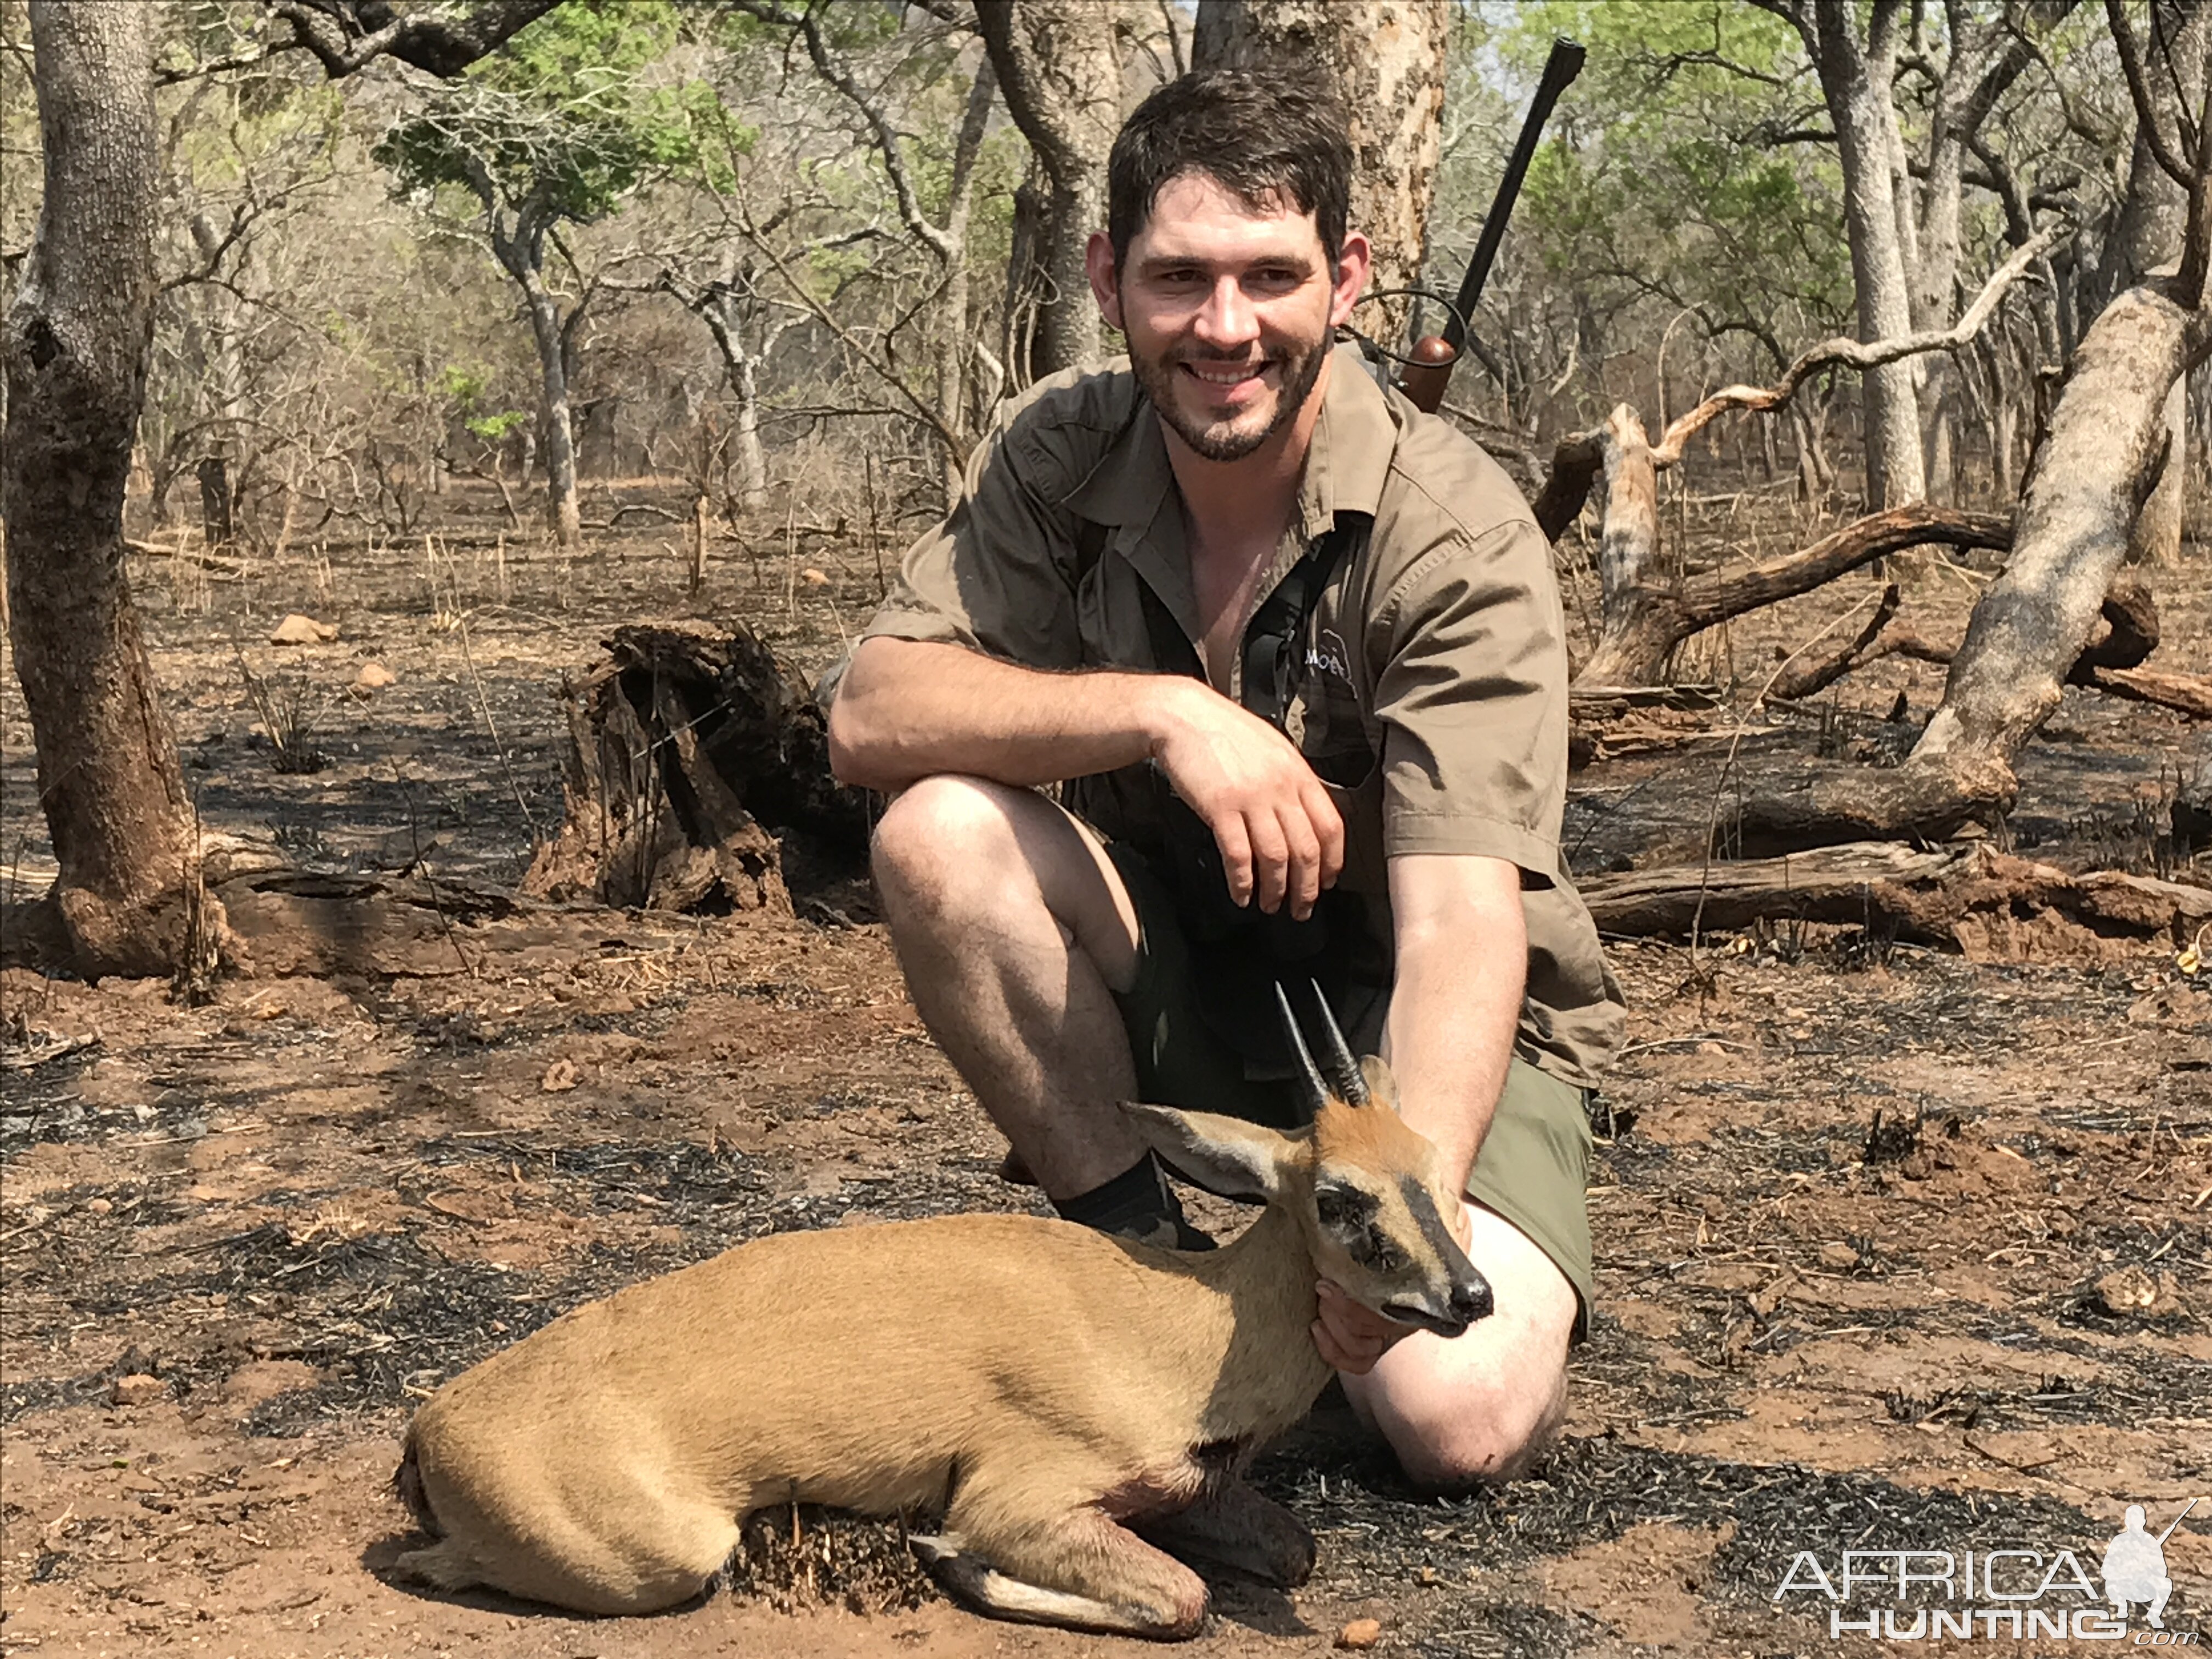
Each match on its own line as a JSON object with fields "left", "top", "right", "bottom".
{"left": 522, "top": 620, "right": 871, "bottom": 914}
{"left": 2084, "top": 663, "right": 2212, "bottom": 719}
{"left": 1579, "top": 840, "right": 2212, "bottom": 957}
{"left": 215, "top": 870, "right": 681, "bottom": 978}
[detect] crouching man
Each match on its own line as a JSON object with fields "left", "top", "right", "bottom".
{"left": 826, "top": 66, "right": 1623, "bottom": 1490}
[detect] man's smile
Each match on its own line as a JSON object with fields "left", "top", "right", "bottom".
{"left": 1178, "top": 357, "right": 1274, "bottom": 403}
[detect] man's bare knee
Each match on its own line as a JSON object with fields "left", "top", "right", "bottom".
{"left": 871, "top": 775, "right": 1025, "bottom": 904}
{"left": 1385, "top": 1367, "right": 1566, "bottom": 1493}
{"left": 871, "top": 775, "right": 1138, "bottom": 987}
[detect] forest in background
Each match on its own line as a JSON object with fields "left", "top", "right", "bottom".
{"left": 4, "top": 0, "right": 2199, "bottom": 561}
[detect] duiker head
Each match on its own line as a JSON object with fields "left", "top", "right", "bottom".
{"left": 1122, "top": 985, "right": 1494, "bottom": 1339}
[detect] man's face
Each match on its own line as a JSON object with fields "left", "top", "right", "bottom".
{"left": 1088, "top": 171, "right": 1370, "bottom": 462}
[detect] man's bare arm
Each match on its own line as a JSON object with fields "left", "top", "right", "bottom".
{"left": 1313, "top": 852, "right": 1526, "bottom": 1373}
{"left": 829, "top": 636, "right": 1345, "bottom": 916}
{"left": 828, "top": 637, "right": 1170, "bottom": 793}
{"left": 1381, "top": 853, "right": 1527, "bottom": 1191}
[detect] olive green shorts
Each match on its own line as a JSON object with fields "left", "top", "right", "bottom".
{"left": 1105, "top": 844, "right": 1595, "bottom": 1340}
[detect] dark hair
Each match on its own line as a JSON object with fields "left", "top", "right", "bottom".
{"left": 1107, "top": 66, "right": 1352, "bottom": 269}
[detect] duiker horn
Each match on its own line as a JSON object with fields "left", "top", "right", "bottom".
{"left": 1274, "top": 981, "right": 1329, "bottom": 1119}
{"left": 1306, "top": 980, "right": 1369, "bottom": 1107}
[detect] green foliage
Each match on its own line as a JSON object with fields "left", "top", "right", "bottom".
{"left": 436, "top": 362, "right": 528, "bottom": 439}
{"left": 1509, "top": 0, "right": 1850, "bottom": 334}
{"left": 373, "top": 0, "right": 700, "bottom": 236}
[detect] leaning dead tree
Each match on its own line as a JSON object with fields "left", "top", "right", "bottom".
{"left": 1731, "top": 0, "right": 2212, "bottom": 850}
{"left": 1533, "top": 229, "right": 2059, "bottom": 690}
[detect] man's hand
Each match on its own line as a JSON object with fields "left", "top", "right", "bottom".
{"left": 1311, "top": 1280, "right": 1418, "bottom": 1374}
{"left": 1150, "top": 679, "right": 1343, "bottom": 918}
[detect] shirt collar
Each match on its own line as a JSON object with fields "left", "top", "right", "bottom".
{"left": 1295, "top": 341, "right": 1396, "bottom": 539}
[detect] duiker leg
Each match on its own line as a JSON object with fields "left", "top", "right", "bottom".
{"left": 912, "top": 1509, "right": 1209, "bottom": 1638}
{"left": 870, "top": 776, "right": 1146, "bottom": 1197}
{"left": 1135, "top": 1477, "right": 1316, "bottom": 1587}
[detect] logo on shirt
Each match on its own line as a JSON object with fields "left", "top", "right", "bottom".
{"left": 1305, "top": 628, "right": 1353, "bottom": 684}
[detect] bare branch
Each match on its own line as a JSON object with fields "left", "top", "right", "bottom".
{"left": 2106, "top": 0, "right": 2200, "bottom": 188}
{"left": 272, "top": 0, "right": 562, "bottom": 80}
{"left": 729, "top": 0, "right": 958, "bottom": 263}
{"left": 1650, "top": 224, "right": 2066, "bottom": 465}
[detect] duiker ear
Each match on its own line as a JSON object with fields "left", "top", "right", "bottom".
{"left": 1120, "top": 1103, "right": 1297, "bottom": 1202}
{"left": 1358, "top": 1056, "right": 1400, "bottom": 1114}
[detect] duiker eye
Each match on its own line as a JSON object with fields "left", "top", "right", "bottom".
{"left": 1314, "top": 1182, "right": 1375, "bottom": 1229}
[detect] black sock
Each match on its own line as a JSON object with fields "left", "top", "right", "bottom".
{"left": 1053, "top": 1152, "right": 1215, "bottom": 1251}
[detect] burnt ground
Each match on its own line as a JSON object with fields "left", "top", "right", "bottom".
{"left": 1, "top": 476, "right": 2208, "bottom": 1658}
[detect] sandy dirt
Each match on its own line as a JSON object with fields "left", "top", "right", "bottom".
{"left": 2, "top": 479, "right": 2207, "bottom": 1657}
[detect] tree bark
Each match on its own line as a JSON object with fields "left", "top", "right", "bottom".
{"left": 2, "top": 1, "right": 225, "bottom": 979}
{"left": 977, "top": 0, "right": 1120, "bottom": 380}
{"left": 1734, "top": 279, "right": 2212, "bottom": 850}
{"left": 1190, "top": 0, "right": 1448, "bottom": 352}
{"left": 935, "top": 57, "right": 996, "bottom": 503}
{"left": 1790, "top": 0, "right": 1926, "bottom": 506}
{"left": 521, "top": 622, "right": 870, "bottom": 912}
{"left": 484, "top": 204, "right": 582, "bottom": 550}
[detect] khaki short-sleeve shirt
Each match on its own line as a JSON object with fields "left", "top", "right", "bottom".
{"left": 855, "top": 344, "right": 1625, "bottom": 1086}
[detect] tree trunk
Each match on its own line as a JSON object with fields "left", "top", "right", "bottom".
{"left": 2, "top": 1, "right": 224, "bottom": 978}
{"left": 516, "top": 269, "right": 582, "bottom": 549}
{"left": 1734, "top": 280, "right": 2212, "bottom": 850}
{"left": 1806, "top": 2, "right": 1925, "bottom": 506}
{"left": 2106, "top": 1, "right": 2207, "bottom": 563}
{"left": 692, "top": 253, "right": 771, "bottom": 516}
{"left": 1915, "top": 285, "right": 2211, "bottom": 771}
{"left": 1190, "top": 0, "right": 1448, "bottom": 352}
{"left": 935, "top": 57, "right": 996, "bottom": 504}
{"left": 976, "top": 0, "right": 1120, "bottom": 379}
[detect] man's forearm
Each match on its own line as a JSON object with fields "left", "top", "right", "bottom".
{"left": 828, "top": 637, "right": 1187, "bottom": 793}
{"left": 1381, "top": 854, "right": 1528, "bottom": 1193}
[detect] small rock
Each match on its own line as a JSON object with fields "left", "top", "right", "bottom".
{"left": 353, "top": 661, "right": 396, "bottom": 690}
{"left": 83, "top": 1197, "right": 112, "bottom": 1216}
{"left": 268, "top": 613, "right": 337, "bottom": 645}
{"left": 800, "top": 567, "right": 830, "bottom": 586}
{"left": 540, "top": 1058, "right": 580, "bottom": 1093}
{"left": 1817, "top": 1242, "right": 1861, "bottom": 1272}
{"left": 1337, "top": 1618, "right": 1384, "bottom": 1650}
{"left": 110, "top": 1374, "right": 165, "bottom": 1408}
{"left": 2091, "top": 1265, "right": 2183, "bottom": 1317}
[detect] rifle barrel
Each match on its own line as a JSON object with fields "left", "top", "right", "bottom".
{"left": 1440, "top": 37, "right": 1585, "bottom": 353}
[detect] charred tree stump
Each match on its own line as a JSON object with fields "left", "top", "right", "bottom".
{"left": 522, "top": 622, "right": 870, "bottom": 914}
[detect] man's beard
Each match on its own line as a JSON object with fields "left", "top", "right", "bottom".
{"left": 1133, "top": 333, "right": 1330, "bottom": 462}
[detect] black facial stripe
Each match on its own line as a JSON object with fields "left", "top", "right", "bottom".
{"left": 1316, "top": 1181, "right": 1394, "bottom": 1268}
{"left": 1398, "top": 1176, "right": 1467, "bottom": 1272}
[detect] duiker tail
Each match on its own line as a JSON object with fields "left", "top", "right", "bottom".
{"left": 393, "top": 1429, "right": 443, "bottom": 1538}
